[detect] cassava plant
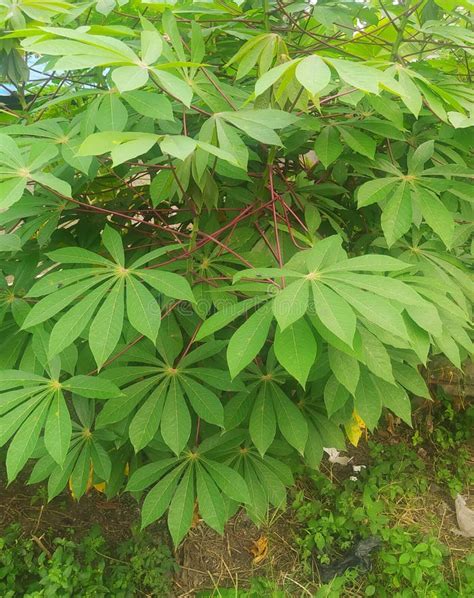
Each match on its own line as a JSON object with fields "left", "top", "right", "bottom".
{"left": 0, "top": 0, "right": 472, "bottom": 546}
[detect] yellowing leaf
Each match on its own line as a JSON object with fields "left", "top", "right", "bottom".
{"left": 70, "top": 461, "right": 130, "bottom": 497}
{"left": 93, "top": 481, "right": 106, "bottom": 493}
{"left": 344, "top": 411, "right": 367, "bottom": 447}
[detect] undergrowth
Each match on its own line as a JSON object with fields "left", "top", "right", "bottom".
{"left": 0, "top": 524, "right": 176, "bottom": 597}
{"left": 288, "top": 396, "right": 474, "bottom": 597}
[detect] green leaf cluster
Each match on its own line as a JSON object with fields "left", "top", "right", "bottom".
{"left": 0, "top": 0, "right": 472, "bottom": 546}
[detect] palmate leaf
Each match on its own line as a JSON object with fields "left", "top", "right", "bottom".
{"left": 324, "top": 377, "right": 351, "bottom": 418}
{"left": 226, "top": 237, "right": 457, "bottom": 387}
{"left": 272, "top": 278, "right": 309, "bottom": 330}
{"left": 219, "top": 109, "right": 298, "bottom": 145}
{"left": 356, "top": 161, "right": 463, "bottom": 248}
{"left": 0, "top": 134, "right": 71, "bottom": 210}
{"left": 179, "top": 376, "right": 224, "bottom": 427}
{"left": 314, "top": 127, "right": 343, "bottom": 168}
{"left": 381, "top": 182, "right": 412, "bottom": 247}
{"left": 6, "top": 398, "right": 51, "bottom": 482}
{"left": 295, "top": 55, "right": 331, "bottom": 96}
{"left": 243, "top": 456, "right": 288, "bottom": 522}
{"left": 414, "top": 187, "right": 454, "bottom": 249}
{"left": 202, "top": 458, "right": 250, "bottom": 504}
{"left": 338, "top": 127, "right": 376, "bottom": 159}
{"left": 271, "top": 385, "right": 308, "bottom": 455}
{"left": 199, "top": 436, "right": 291, "bottom": 525}
{"left": 97, "top": 343, "right": 228, "bottom": 454}
{"left": 21, "top": 234, "right": 195, "bottom": 368}
{"left": 311, "top": 282, "right": 357, "bottom": 348}
{"left": 248, "top": 379, "right": 309, "bottom": 457}
{"left": 328, "top": 345, "right": 360, "bottom": 394}
{"left": 304, "top": 422, "right": 324, "bottom": 469}
{"left": 137, "top": 452, "right": 250, "bottom": 543}
{"left": 0, "top": 369, "right": 121, "bottom": 479}
{"left": 358, "top": 327, "right": 394, "bottom": 384}
{"left": 89, "top": 279, "right": 125, "bottom": 369}
{"left": 249, "top": 383, "right": 276, "bottom": 457}
{"left": 141, "top": 463, "right": 187, "bottom": 529}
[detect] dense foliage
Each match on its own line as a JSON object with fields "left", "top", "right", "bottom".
{"left": 0, "top": 0, "right": 472, "bottom": 545}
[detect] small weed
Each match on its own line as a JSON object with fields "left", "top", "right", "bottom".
{"left": 0, "top": 524, "right": 176, "bottom": 597}
{"left": 426, "top": 395, "right": 474, "bottom": 497}
{"left": 197, "top": 577, "right": 286, "bottom": 597}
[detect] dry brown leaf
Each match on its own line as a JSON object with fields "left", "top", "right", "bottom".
{"left": 250, "top": 535, "right": 268, "bottom": 565}
{"left": 191, "top": 500, "right": 201, "bottom": 528}
{"left": 386, "top": 412, "right": 397, "bottom": 436}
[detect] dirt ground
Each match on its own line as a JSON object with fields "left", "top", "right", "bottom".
{"left": 0, "top": 477, "right": 141, "bottom": 546}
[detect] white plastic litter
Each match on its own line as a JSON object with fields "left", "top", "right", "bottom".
{"left": 323, "top": 447, "right": 353, "bottom": 466}
{"left": 454, "top": 494, "right": 474, "bottom": 538}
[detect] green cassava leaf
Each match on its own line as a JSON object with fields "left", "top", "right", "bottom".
{"left": 227, "top": 304, "right": 273, "bottom": 379}
{"left": 44, "top": 390, "right": 71, "bottom": 465}
{"left": 353, "top": 369, "right": 382, "bottom": 431}
{"left": 271, "top": 385, "right": 308, "bottom": 455}
{"left": 295, "top": 55, "right": 331, "bottom": 96}
{"left": 102, "top": 225, "right": 125, "bottom": 265}
{"left": 314, "top": 127, "right": 343, "bottom": 167}
{"left": 311, "top": 282, "right": 356, "bottom": 347}
{"left": 160, "top": 135, "right": 197, "bottom": 161}
{"left": 62, "top": 375, "right": 123, "bottom": 399}
{"left": 141, "top": 464, "right": 186, "bottom": 529}
{"left": 89, "top": 280, "right": 125, "bottom": 369}
{"left": 129, "top": 381, "right": 168, "bottom": 452}
{"left": 338, "top": 127, "right": 376, "bottom": 159}
{"left": 196, "top": 297, "right": 267, "bottom": 341}
{"left": 138, "top": 270, "right": 195, "bottom": 303}
{"left": 0, "top": 3, "right": 470, "bottom": 548}
{"left": 415, "top": 187, "right": 454, "bottom": 248}
{"left": 249, "top": 383, "right": 276, "bottom": 456}
{"left": 126, "top": 275, "right": 161, "bottom": 342}
{"left": 161, "top": 378, "right": 191, "bottom": 456}
{"left": 202, "top": 459, "right": 250, "bottom": 503}
{"left": 357, "top": 178, "right": 399, "bottom": 207}
{"left": 272, "top": 278, "right": 309, "bottom": 330}
{"left": 328, "top": 345, "right": 360, "bottom": 394}
{"left": 196, "top": 463, "right": 226, "bottom": 534}
{"left": 274, "top": 318, "right": 316, "bottom": 387}
{"left": 381, "top": 182, "right": 412, "bottom": 247}
{"left": 180, "top": 376, "right": 224, "bottom": 427}
{"left": 167, "top": 465, "right": 195, "bottom": 546}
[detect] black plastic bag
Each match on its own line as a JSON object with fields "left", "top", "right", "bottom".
{"left": 317, "top": 536, "right": 382, "bottom": 583}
